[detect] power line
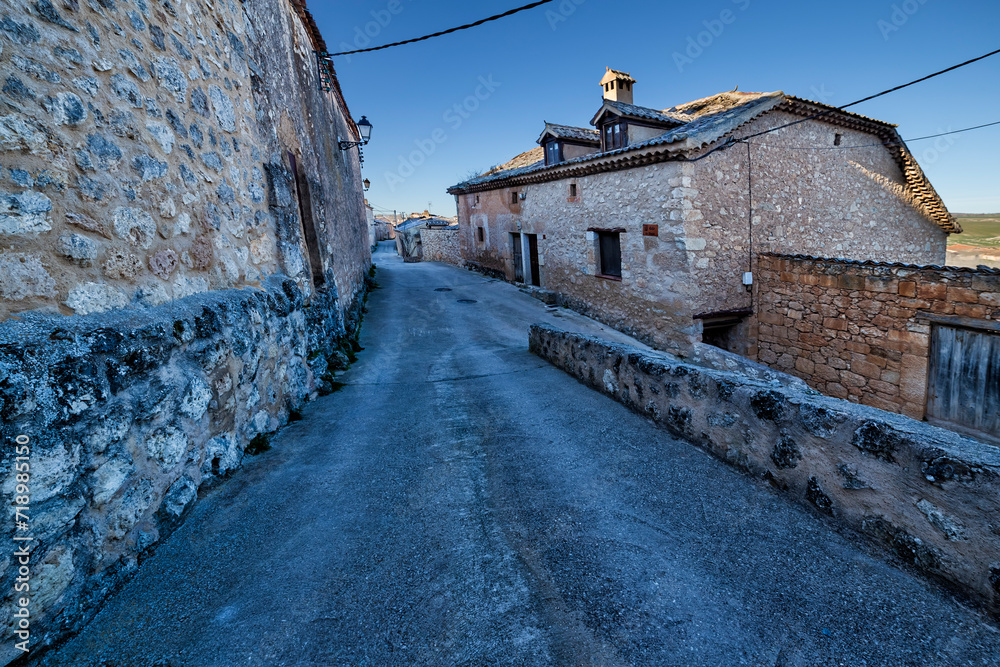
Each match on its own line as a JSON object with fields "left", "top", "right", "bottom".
{"left": 757, "top": 118, "right": 1000, "bottom": 151}
{"left": 327, "top": 0, "right": 556, "bottom": 57}
{"left": 737, "top": 47, "right": 1000, "bottom": 143}
{"left": 676, "top": 47, "right": 1000, "bottom": 164}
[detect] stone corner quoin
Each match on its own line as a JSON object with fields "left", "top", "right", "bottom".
{"left": 0, "top": 0, "right": 371, "bottom": 657}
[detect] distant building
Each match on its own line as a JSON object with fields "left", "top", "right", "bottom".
{"left": 365, "top": 200, "right": 377, "bottom": 249}
{"left": 448, "top": 68, "right": 957, "bottom": 357}
{"left": 395, "top": 210, "right": 458, "bottom": 261}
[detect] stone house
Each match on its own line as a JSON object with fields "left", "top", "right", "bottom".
{"left": 0, "top": 0, "right": 371, "bottom": 657}
{"left": 395, "top": 210, "right": 457, "bottom": 261}
{"left": 448, "top": 68, "right": 957, "bottom": 358}
{"left": 365, "top": 199, "right": 376, "bottom": 249}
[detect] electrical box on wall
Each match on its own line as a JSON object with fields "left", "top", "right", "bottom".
{"left": 742, "top": 272, "right": 754, "bottom": 286}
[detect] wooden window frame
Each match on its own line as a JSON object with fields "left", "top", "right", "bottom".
{"left": 544, "top": 139, "right": 563, "bottom": 166}
{"left": 601, "top": 119, "right": 628, "bottom": 151}
{"left": 594, "top": 229, "right": 622, "bottom": 280}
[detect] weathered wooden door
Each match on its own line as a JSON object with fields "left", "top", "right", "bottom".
{"left": 527, "top": 234, "right": 540, "bottom": 287}
{"left": 926, "top": 324, "right": 1000, "bottom": 443}
{"left": 510, "top": 233, "right": 523, "bottom": 282}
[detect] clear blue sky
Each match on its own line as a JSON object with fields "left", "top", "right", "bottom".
{"left": 311, "top": 0, "right": 1000, "bottom": 217}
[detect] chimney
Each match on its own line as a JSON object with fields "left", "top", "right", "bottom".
{"left": 600, "top": 68, "right": 636, "bottom": 105}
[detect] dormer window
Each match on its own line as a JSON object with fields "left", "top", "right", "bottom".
{"left": 602, "top": 119, "right": 627, "bottom": 151}
{"left": 545, "top": 140, "right": 563, "bottom": 166}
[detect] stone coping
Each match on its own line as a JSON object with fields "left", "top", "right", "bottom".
{"left": 530, "top": 323, "right": 1000, "bottom": 617}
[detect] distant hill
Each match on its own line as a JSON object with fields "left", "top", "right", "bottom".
{"left": 950, "top": 214, "right": 1000, "bottom": 248}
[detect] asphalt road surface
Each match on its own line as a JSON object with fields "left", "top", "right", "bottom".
{"left": 41, "top": 242, "right": 1000, "bottom": 666}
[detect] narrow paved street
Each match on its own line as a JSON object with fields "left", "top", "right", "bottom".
{"left": 43, "top": 243, "right": 1000, "bottom": 666}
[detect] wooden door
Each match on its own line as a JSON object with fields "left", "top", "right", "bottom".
{"left": 510, "top": 233, "right": 523, "bottom": 283}
{"left": 527, "top": 234, "right": 540, "bottom": 287}
{"left": 926, "top": 324, "right": 1000, "bottom": 443}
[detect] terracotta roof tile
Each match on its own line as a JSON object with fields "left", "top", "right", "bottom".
{"left": 537, "top": 123, "right": 600, "bottom": 144}
{"left": 450, "top": 89, "right": 956, "bottom": 234}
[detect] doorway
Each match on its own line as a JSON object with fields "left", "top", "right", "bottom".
{"left": 510, "top": 232, "right": 523, "bottom": 282}
{"left": 926, "top": 323, "right": 999, "bottom": 443}
{"left": 526, "top": 234, "right": 540, "bottom": 287}
{"left": 287, "top": 151, "right": 325, "bottom": 288}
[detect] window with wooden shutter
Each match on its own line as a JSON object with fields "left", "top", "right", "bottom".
{"left": 598, "top": 231, "right": 622, "bottom": 278}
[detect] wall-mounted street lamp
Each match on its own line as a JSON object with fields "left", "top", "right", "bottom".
{"left": 339, "top": 116, "right": 373, "bottom": 150}
{"left": 363, "top": 178, "right": 371, "bottom": 191}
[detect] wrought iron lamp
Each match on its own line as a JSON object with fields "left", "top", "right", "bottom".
{"left": 339, "top": 116, "right": 372, "bottom": 150}
{"left": 363, "top": 178, "right": 371, "bottom": 191}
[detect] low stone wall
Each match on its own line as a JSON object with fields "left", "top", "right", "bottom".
{"left": 755, "top": 254, "right": 1000, "bottom": 419}
{"left": 420, "top": 228, "right": 461, "bottom": 265}
{"left": 530, "top": 323, "right": 1000, "bottom": 617}
{"left": 0, "top": 276, "right": 364, "bottom": 661}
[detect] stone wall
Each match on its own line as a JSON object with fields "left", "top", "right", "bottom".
{"left": 530, "top": 323, "right": 1000, "bottom": 618}
{"left": 0, "top": 0, "right": 371, "bottom": 660}
{"left": 457, "top": 165, "right": 701, "bottom": 355}
{"left": 755, "top": 254, "right": 1000, "bottom": 419}
{"left": 692, "top": 109, "right": 949, "bottom": 338}
{"left": 456, "top": 110, "right": 949, "bottom": 358}
{"left": 0, "top": 0, "right": 370, "bottom": 321}
{"left": 0, "top": 275, "right": 367, "bottom": 662}
{"left": 420, "top": 227, "right": 460, "bottom": 265}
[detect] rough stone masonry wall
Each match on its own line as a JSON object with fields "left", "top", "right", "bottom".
{"left": 692, "top": 110, "right": 948, "bottom": 333}
{"left": 0, "top": 0, "right": 372, "bottom": 660}
{"left": 530, "top": 323, "right": 1000, "bottom": 619}
{"left": 0, "top": 275, "right": 367, "bottom": 662}
{"left": 755, "top": 254, "right": 1000, "bottom": 419}
{"left": 419, "top": 227, "right": 461, "bottom": 265}
{"left": 457, "top": 162, "right": 703, "bottom": 356}
{"left": 0, "top": 0, "right": 370, "bottom": 320}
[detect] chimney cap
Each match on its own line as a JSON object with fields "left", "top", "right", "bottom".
{"left": 600, "top": 67, "right": 636, "bottom": 85}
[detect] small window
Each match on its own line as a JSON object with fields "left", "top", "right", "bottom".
{"left": 597, "top": 231, "right": 622, "bottom": 278}
{"left": 477, "top": 226, "right": 484, "bottom": 243}
{"left": 603, "top": 120, "right": 627, "bottom": 151}
{"left": 545, "top": 140, "right": 562, "bottom": 166}
{"left": 569, "top": 183, "right": 578, "bottom": 197}
{"left": 834, "top": 133, "right": 842, "bottom": 146}
{"left": 511, "top": 192, "right": 518, "bottom": 205}
{"left": 474, "top": 194, "right": 480, "bottom": 207}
